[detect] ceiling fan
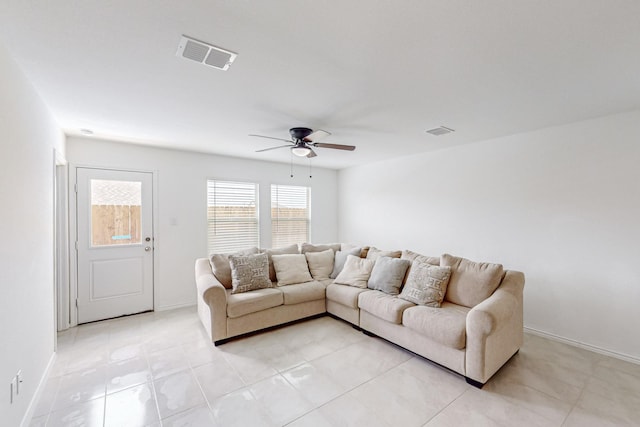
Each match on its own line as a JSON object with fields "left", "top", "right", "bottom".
{"left": 249, "top": 127, "right": 356, "bottom": 158}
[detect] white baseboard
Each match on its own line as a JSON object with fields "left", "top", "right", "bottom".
{"left": 155, "top": 301, "right": 196, "bottom": 312}
{"left": 524, "top": 326, "right": 640, "bottom": 365}
{"left": 20, "top": 352, "right": 56, "bottom": 427}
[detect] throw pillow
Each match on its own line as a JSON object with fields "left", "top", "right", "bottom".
{"left": 441, "top": 254, "right": 504, "bottom": 308}
{"left": 333, "top": 255, "right": 375, "bottom": 288}
{"left": 209, "top": 247, "right": 260, "bottom": 289}
{"left": 301, "top": 242, "right": 341, "bottom": 254}
{"left": 399, "top": 261, "right": 452, "bottom": 307}
{"left": 367, "top": 256, "right": 411, "bottom": 295}
{"left": 228, "top": 253, "right": 272, "bottom": 294}
{"left": 366, "top": 247, "right": 401, "bottom": 262}
{"left": 330, "top": 247, "right": 362, "bottom": 279}
{"left": 265, "top": 244, "right": 299, "bottom": 282}
{"left": 272, "top": 254, "right": 314, "bottom": 286}
{"left": 401, "top": 249, "right": 440, "bottom": 285}
{"left": 304, "top": 249, "right": 335, "bottom": 280}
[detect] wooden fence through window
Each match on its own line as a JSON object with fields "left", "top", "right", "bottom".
{"left": 91, "top": 205, "right": 141, "bottom": 246}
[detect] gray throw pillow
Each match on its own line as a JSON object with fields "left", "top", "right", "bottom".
{"left": 367, "top": 256, "right": 411, "bottom": 295}
{"left": 330, "top": 247, "right": 362, "bottom": 279}
{"left": 228, "top": 253, "right": 272, "bottom": 294}
{"left": 399, "top": 261, "right": 452, "bottom": 307}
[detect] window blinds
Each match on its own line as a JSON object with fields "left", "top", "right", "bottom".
{"left": 271, "top": 184, "right": 310, "bottom": 248}
{"left": 207, "top": 180, "right": 259, "bottom": 254}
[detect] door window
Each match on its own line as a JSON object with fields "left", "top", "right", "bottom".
{"left": 90, "top": 179, "right": 142, "bottom": 246}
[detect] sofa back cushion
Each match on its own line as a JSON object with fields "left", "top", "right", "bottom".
{"left": 333, "top": 255, "right": 375, "bottom": 288}
{"left": 272, "top": 253, "right": 314, "bottom": 286}
{"left": 366, "top": 247, "right": 401, "bottom": 262}
{"left": 305, "top": 249, "right": 335, "bottom": 280}
{"left": 265, "top": 244, "right": 299, "bottom": 281}
{"left": 401, "top": 249, "right": 439, "bottom": 266}
{"left": 209, "top": 247, "right": 260, "bottom": 289}
{"left": 341, "top": 243, "right": 370, "bottom": 258}
{"left": 367, "top": 257, "right": 411, "bottom": 295}
{"left": 441, "top": 253, "right": 504, "bottom": 308}
{"left": 301, "top": 242, "right": 342, "bottom": 254}
{"left": 228, "top": 253, "right": 273, "bottom": 294}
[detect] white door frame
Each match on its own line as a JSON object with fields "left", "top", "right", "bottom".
{"left": 68, "top": 164, "right": 159, "bottom": 326}
{"left": 55, "top": 158, "right": 70, "bottom": 332}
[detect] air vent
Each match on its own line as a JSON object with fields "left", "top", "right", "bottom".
{"left": 176, "top": 36, "right": 237, "bottom": 71}
{"left": 425, "top": 126, "right": 455, "bottom": 136}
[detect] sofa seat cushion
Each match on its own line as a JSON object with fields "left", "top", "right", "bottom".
{"left": 326, "top": 283, "right": 370, "bottom": 309}
{"left": 226, "top": 288, "right": 283, "bottom": 318}
{"left": 402, "top": 302, "right": 470, "bottom": 349}
{"left": 358, "top": 290, "right": 415, "bottom": 324}
{"left": 279, "top": 281, "right": 327, "bottom": 305}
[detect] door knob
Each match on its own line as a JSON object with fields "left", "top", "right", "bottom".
{"left": 145, "top": 246, "right": 151, "bottom": 251}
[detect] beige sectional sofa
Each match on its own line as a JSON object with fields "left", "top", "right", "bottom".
{"left": 194, "top": 244, "right": 524, "bottom": 387}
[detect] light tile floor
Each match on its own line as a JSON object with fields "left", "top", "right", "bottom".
{"left": 30, "top": 306, "right": 640, "bottom": 426}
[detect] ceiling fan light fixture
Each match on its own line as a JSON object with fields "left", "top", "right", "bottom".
{"left": 291, "top": 146, "right": 312, "bottom": 157}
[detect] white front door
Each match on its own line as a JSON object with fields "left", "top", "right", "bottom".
{"left": 76, "top": 168, "right": 154, "bottom": 323}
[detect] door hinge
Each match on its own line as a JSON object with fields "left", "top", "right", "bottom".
{"left": 74, "top": 183, "right": 78, "bottom": 193}
{"left": 75, "top": 241, "right": 79, "bottom": 250}
{"left": 75, "top": 299, "right": 78, "bottom": 308}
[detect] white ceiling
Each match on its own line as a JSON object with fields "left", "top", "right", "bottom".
{"left": 1, "top": 1, "right": 639, "bottom": 169}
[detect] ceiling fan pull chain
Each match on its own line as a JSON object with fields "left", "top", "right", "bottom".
{"left": 309, "top": 158, "right": 312, "bottom": 178}
{"left": 290, "top": 152, "right": 294, "bottom": 178}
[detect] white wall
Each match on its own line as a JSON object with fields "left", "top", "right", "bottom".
{"left": 66, "top": 137, "right": 338, "bottom": 311}
{"left": 0, "top": 44, "right": 65, "bottom": 424}
{"left": 338, "top": 110, "right": 640, "bottom": 361}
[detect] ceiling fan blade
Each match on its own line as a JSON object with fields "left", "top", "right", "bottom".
{"left": 255, "top": 144, "right": 292, "bottom": 153}
{"left": 313, "top": 142, "right": 356, "bottom": 151}
{"left": 249, "top": 134, "right": 292, "bottom": 143}
{"left": 306, "top": 148, "right": 318, "bottom": 158}
{"left": 305, "top": 129, "right": 331, "bottom": 142}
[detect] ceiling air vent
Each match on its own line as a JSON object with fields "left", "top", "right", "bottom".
{"left": 425, "top": 126, "right": 455, "bottom": 136}
{"left": 176, "top": 35, "right": 237, "bottom": 71}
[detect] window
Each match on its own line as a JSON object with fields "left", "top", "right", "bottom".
{"left": 207, "top": 180, "right": 259, "bottom": 253}
{"left": 271, "top": 184, "right": 311, "bottom": 248}
{"left": 90, "top": 179, "right": 142, "bottom": 246}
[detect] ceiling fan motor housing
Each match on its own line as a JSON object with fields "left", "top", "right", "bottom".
{"left": 289, "top": 127, "right": 313, "bottom": 141}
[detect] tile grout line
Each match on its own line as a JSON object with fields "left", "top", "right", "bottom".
{"left": 420, "top": 387, "right": 470, "bottom": 426}
{"left": 281, "top": 346, "right": 415, "bottom": 427}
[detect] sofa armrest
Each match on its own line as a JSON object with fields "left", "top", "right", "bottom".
{"left": 195, "top": 258, "right": 228, "bottom": 343}
{"left": 465, "top": 270, "right": 525, "bottom": 384}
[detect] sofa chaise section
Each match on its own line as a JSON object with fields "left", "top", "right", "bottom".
{"left": 357, "top": 269, "right": 525, "bottom": 386}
